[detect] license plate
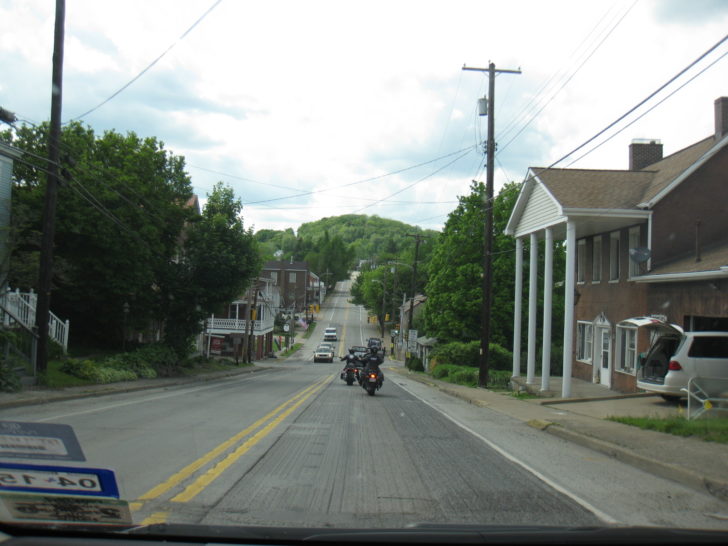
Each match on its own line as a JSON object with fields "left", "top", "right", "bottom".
{"left": 368, "top": 377, "right": 377, "bottom": 382}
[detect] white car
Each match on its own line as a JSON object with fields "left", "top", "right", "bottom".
{"left": 323, "top": 327, "right": 338, "bottom": 341}
{"left": 628, "top": 317, "right": 728, "bottom": 401}
{"left": 313, "top": 343, "right": 335, "bottom": 363}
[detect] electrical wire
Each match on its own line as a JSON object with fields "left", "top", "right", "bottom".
{"left": 69, "top": 0, "right": 223, "bottom": 122}
{"left": 564, "top": 48, "right": 728, "bottom": 167}
{"left": 546, "top": 32, "right": 728, "bottom": 169}
{"left": 497, "top": 1, "right": 638, "bottom": 156}
{"left": 350, "top": 148, "right": 474, "bottom": 214}
{"left": 241, "top": 145, "right": 476, "bottom": 205}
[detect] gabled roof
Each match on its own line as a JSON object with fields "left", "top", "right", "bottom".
{"left": 507, "top": 132, "right": 728, "bottom": 238}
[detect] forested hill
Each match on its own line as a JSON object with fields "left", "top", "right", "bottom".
{"left": 255, "top": 214, "right": 439, "bottom": 265}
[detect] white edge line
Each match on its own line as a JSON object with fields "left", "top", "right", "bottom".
{"left": 393, "top": 378, "right": 620, "bottom": 525}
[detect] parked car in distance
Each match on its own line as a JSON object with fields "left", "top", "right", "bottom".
{"left": 367, "top": 337, "right": 384, "bottom": 355}
{"left": 351, "top": 345, "right": 369, "bottom": 360}
{"left": 323, "top": 327, "right": 338, "bottom": 341}
{"left": 314, "top": 343, "right": 335, "bottom": 363}
{"left": 628, "top": 316, "right": 728, "bottom": 401}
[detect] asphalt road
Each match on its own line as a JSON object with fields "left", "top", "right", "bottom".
{"left": 1, "top": 280, "right": 727, "bottom": 530}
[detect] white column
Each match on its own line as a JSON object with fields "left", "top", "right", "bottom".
{"left": 512, "top": 238, "right": 523, "bottom": 378}
{"left": 527, "top": 232, "right": 538, "bottom": 384}
{"left": 562, "top": 221, "right": 576, "bottom": 398}
{"left": 540, "top": 228, "right": 553, "bottom": 392}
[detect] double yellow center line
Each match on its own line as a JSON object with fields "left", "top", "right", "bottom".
{"left": 134, "top": 374, "right": 332, "bottom": 524}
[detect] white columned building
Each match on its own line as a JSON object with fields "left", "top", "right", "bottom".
{"left": 505, "top": 167, "right": 651, "bottom": 398}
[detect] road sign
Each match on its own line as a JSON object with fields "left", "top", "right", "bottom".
{"left": 0, "top": 462, "right": 120, "bottom": 498}
{"left": 0, "top": 491, "right": 131, "bottom": 526}
{"left": 0, "top": 421, "right": 85, "bottom": 462}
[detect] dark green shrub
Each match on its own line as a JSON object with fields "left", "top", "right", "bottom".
{"left": 405, "top": 356, "right": 424, "bottom": 371}
{"left": 451, "top": 367, "right": 478, "bottom": 386}
{"left": 431, "top": 341, "right": 479, "bottom": 367}
{"left": 0, "top": 360, "right": 21, "bottom": 392}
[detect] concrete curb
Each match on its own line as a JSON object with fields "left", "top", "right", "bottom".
{"left": 0, "top": 365, "right": 274, "bottom": 410}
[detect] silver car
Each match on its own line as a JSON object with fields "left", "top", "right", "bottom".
{"left": 631, "top": 317, "right": 728, "bottom": 401}
{"left": 313, "top": 343, "right": 335, "bottom": 363}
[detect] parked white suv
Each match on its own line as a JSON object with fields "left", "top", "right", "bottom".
{"left": 630, "top": 317, "right": 728, "bottom": 401}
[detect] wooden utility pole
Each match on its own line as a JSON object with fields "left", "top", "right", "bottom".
{"left": 405, "top": 234, "right": 425, "bottom": 352}
{"left": 36, "top": 0, "right": 65, "bottom": 375}
{"left": 463, "top": 62, "right": 521, "bottom": 388}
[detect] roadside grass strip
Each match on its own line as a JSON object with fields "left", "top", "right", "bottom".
{"left": 133, "top": 375, "right": 331, "bottom": 515}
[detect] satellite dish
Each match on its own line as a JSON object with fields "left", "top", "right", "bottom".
{"left": 629, "top": 247, "right": 651, "bottom": 264}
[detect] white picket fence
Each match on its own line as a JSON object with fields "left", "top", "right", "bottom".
{"left": 0, "top": 288, "right": 69, "bottom": 352}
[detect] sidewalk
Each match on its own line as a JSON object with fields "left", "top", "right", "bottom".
{"left": 388, "top": 366, "right": 728, "bottom": 504}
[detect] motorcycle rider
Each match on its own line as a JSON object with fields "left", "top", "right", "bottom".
{"left": 339, "top": 348, "right": 359, "bottom": 380}
{"left": 361, "top": 347, "right": 384, "bottom": 387}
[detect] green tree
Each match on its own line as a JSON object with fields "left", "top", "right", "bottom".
{"left": 2, "top": 122, "right": 194, "bottom": 348}
{"left": 163, "top": 182, "right": 261, "bottom": 356}
{"left": 423, "top": 180, "right": 565, "bottom": 369}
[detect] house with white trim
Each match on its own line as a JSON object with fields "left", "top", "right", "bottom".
{"left": 505, "top": 97, "right": 728, "bottom": 395}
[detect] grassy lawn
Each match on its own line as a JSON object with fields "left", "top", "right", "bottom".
{"left": 40, "top": 359, "right": 96, "bottom": 389}
{"left": 608, "top": 415, "right": 728, "bottom": 444}
{"left": 280, "top": 343, "right": 303, "bottom": 358}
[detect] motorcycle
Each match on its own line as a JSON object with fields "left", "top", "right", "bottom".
{"left": 361, "top": 351, "right": 384, "bottom": 396}
{"left": 341, "top": 365, "right": 358, "bottom": 386}
{"left": 340, "top": 353, "right": 360, "bottom": 386}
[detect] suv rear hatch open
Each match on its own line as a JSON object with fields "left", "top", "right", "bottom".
{"left": 618, "top": 317, "right": 683, "bottom": 385}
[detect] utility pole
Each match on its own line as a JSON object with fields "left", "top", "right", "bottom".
{"left": 463, "top": 62, "right": 521, "bottom": 388}
{"left": 36, "top": 0, "right": 65, "bottom": 375}
{"left": 405, "top": 234, "right": 425, "bottom": 353}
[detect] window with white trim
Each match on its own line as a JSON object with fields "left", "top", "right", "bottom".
{"left": 609, "top": 231, "right": 620, "bottom": 281}
{"left": 628, "top": 226, "right": 641, "bottom": 278}
{"left": 592, "top": 236, "right": 602, "bottom": 283}
{"left": 289, "top": 272, "right": 297, "bottom": 283}
{"left": 577, "top": 321, "right": 593, "bottom": 363}
{"left": 616, "top": 325, "right": 638, "bottom": 374}
{"left": 577, "top": 239, "right": 586, "bottom": 283}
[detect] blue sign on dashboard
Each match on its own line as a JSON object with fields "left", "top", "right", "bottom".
{"left": 0, "top": 462, "right": 119, "bottom": 498}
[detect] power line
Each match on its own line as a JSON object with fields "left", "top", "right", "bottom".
{"left": 565, "top": 48, "right": 728, "bottom": 167}
{"left": 350, "top": 148, "right": 474, "bottom": 214}
{"left": 545, "top": 32, "right": 728, "bottom": 170}
{"left": 69, "top": 0, "right": 223, "bottom": 121}
{"left": 241, "top": 145, "right": 476, "bottom": 205}
{"left": 497, "top": 1, "right": 637, "bottom": 156}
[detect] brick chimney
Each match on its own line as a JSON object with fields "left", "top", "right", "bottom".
{"left": 715, "top": 96, "right": 728, "bottom": 141}
{"left": 629, "top": 139, "right": 663, "bottom": 170}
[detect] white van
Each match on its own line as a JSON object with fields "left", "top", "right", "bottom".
{"left": 627, "top": 317, "right": 728, "bottom": 401}
{"left": 323, "top": 327, "right": 338, "bottom": 342}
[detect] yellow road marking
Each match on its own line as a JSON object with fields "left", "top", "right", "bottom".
{"left": 338, "top": 305, "right": 350, "bottom": 357}
{"left": 140, "top": 511, "right": 168, "bottom": 525}
{"left": 128, "top": 501, "right": 143, "bottom": 512}
{"left": 136, "top": 376, "right": 329, "bottom": 502}
{"left": 171, "top": 375, "right": 334, "bottom": 503}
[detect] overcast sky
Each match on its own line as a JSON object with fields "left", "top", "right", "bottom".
{"left": 1, "top": 0, "right": 727, "bottom": 233}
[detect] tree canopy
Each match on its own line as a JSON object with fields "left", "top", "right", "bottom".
{"left": 1, "top": 122, "right": 259, "bottom": 357}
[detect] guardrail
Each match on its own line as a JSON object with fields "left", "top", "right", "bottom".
{"left": 681, "top": 376, "right": 728, "bottom": 420}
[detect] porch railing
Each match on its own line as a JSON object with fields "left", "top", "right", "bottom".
{"left": 0, "top": 288, "right": 69, "bottom": 352}
{"left": 205, "top": 316, "right": 274, "bottom": 335}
